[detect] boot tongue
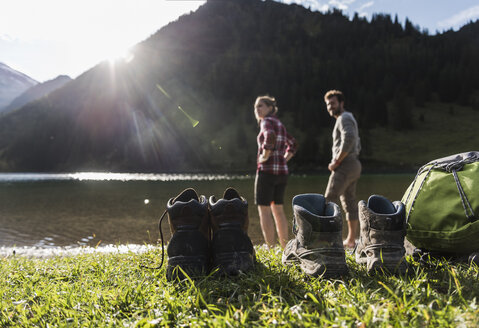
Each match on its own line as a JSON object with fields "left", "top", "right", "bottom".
{"left": 367, "top": 195, "right": 395, "bottom": 214}
{"left": 173, "top": 188, "right": 199, "bottom": 203}
{"left": 180, "top": 205, "right": 194, "bottom": 217}
{"left": 293, "top": 194, "right": 326, "bottom": 216}
{"left": 223, "top": 187, "right": 240, "bottom": 200}
{"left": 295, "top": 206, "right": 341, "bottom": 232}
{"left": 314, "top": 197, "right": 326, "bottom": 216}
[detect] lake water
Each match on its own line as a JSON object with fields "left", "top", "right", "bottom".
{"left": 0, "top": 172, "right": 414, "bottom": 256}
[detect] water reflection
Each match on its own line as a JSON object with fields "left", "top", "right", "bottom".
{"left": 0, "top": 173, "right": 414, "bottom": 256}
{"left": 0, "top": 244, "right": 154, "bottom": 258}
{"left": 0, "top": 172, "right": 251, "bottom": 182}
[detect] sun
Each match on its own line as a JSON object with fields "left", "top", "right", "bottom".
{"left": 105, "top": 48, "right": 135, "bottom": 65}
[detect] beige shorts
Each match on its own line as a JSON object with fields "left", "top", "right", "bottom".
{"left": 325, "top": 157, "right": 362, "bottom": 221}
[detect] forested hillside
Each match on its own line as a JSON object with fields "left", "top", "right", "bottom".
{"left": 0, "top": 0, "right": 477, "bottom": 172}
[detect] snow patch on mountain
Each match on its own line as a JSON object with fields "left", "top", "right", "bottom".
{"left": 0, "top": 62, "right": 38, "bottom": 111}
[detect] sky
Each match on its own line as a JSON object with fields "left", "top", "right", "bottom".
{"left": 1, "top": 0, "right": 479, "bottom": 83}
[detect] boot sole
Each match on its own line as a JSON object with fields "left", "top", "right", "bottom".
{"left": 288, "top": 247, "right": 349, "bottom": 278}
{"left": 213, "top": 251, "right": 255, "bottom": 276}
{"left": 167, "top": 255, "right": 209, "bottom": 280}
{"left": 367, "top": 259, "right": 408, "bottom": 275}
{"left": 302, "top": 262, "right": 349, "bottom": 278}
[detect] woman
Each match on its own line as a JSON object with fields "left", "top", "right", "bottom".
{"left": 254, "top": 95, "right": 297, "bottom": 248}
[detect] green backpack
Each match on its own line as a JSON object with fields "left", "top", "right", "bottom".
{"left": 402, "top": 151, "right": 479, "bottom": 255}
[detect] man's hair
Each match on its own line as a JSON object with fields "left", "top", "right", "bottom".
{"left": 324, "top": 90, "right": 345, "bottom": 103}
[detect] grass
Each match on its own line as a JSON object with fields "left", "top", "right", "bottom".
{"left": 364, "top": 102, "right": 478, "bottom": 169}
{"left": 1, "top": 246, "right": 479, "bottom": 327}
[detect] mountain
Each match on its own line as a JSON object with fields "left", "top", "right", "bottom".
{"left": 1, "top": 75, "right": 72, "bottom": 115}
{"left": 0, "top": 62, "right": 38, "bottom": 111}
{"left": 0, "top": 0, "right": 478, "bottom": 172}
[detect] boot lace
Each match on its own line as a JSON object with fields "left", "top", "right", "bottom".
{"left": 140, "top": 209, "right": 168, "bottom": 269}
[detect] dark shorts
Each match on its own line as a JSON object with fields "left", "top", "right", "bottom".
{"left": 254, "top": 171, "right": 288, "bottom": 206}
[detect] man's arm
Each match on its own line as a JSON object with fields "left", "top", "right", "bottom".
{"left": 329, "top": 114, "right": 356, "bottom": 171}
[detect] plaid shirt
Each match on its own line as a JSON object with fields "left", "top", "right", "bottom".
{"left": 257, "top": 115, "right": 297, "bottom": 175}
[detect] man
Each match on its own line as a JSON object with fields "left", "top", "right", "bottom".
{"left": 324, "top": 90, "right": 362, "bottom": 249}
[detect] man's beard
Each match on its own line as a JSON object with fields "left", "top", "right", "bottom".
{"left": 331, "top": 107, "right": 341, "bottom": 116}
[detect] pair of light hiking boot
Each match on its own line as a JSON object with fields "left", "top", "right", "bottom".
{"left": 282, "top": 193, "right": 408, "bottom": 277}
{"left": 164, "top": 187, "right": 255, "bottom": 280}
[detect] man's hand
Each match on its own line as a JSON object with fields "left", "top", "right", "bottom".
{"left": 328, "top": 159, "right": 341, "bottom": 171}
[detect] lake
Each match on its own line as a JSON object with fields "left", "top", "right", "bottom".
{"left": 0, "top": 173, "right": 414, "bottom": 255}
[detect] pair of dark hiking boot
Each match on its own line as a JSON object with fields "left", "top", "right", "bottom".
{"left": 165, "top": 187, "right": 255, "bottom": 280}
{"left": 282, "top": 193, "right": 407, "bottom": 278}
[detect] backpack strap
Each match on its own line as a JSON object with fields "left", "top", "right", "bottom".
{"left": 404, "top": 162, "right": 437, "bottom": 224}
{"left": 434, "top": 152, "right": 478, "bottom": 222}
{"left": 451, "top": 168, "right": 476, "bottom": 221}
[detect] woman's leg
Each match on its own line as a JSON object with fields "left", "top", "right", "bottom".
{"left": 271, "top": 204, "right": 289, "bottom": 248}
{"left": 258, "top": 205, "right": 276, "bottom": 247}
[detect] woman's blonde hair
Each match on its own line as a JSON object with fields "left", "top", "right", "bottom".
{"left": 256, "top": 95, "right": 279, "bottom": 115}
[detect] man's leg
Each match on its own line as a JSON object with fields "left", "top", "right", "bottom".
{"left": 258, "top": 205, "right": 276, "bottom": 247}
{"left": 325, "top": 170, "right": 347, "bottom": 217}
{"left": 325, "top": 170, "right": 346, "bottom": 203}
{"left": 325, "top": 168, "right": 359, "bottom": 248}
{"left": 340, "top": 175, "right": 360, "bottom": 249}
{"left": 271, "top": 204, "right": 289, "bottom": 248}
{"left": 343, "top": 216, "right": 359, "bottom": 249}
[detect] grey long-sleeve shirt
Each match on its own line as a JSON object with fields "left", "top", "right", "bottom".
{"left": 332, "top": 111, "right": 361, "bottom": 160}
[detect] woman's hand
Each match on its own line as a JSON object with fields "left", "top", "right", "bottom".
{"left": 259, "top": 150, "right": 271, "bottom": 163}
{"left": 284, "top": 152, "right": 294, "bottom": 162}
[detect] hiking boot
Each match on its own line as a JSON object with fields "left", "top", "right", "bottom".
{"left": 282, "top": 193, "right": 348, "bottom": 278}
{"left": 209, "top": 187, "right": 255, "bottom": 275}
{"left": 166, "top": 188, "right": 210, "bottom": 280}
{"left": 356, "top": 195, "right": 408, "bottom": 274}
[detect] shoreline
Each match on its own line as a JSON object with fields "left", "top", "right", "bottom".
{"left": 0, "top": 244, "right": 157, "bottom": 258}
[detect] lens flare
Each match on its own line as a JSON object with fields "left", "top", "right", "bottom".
{"left": 156, "top": 84, "right": 199, "bottom": 127}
